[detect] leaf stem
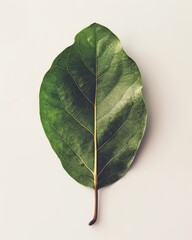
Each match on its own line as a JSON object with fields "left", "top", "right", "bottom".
{"left": 89, "top": 184, "right": 98, "bottom": 225}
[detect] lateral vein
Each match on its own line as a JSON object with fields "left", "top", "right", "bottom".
{"left": 45, "top": 98, "right": 93, "bottom": 136}
{"left": 47, "top": 119, "right": 93, "bottom": 174}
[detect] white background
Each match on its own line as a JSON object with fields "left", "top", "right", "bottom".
{"left": 1, "top": 0, "right": 192, "bottom": 239}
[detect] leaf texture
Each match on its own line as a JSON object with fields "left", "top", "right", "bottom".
{"left": 39, "top": 23, "right": 147, "bottom": 190}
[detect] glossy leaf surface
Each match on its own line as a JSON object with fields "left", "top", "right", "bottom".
{"left": 39, "top": 23, "right": 147, "bottom": 190}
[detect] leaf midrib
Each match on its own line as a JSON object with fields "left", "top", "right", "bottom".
{"left": 93, "top": 25, "right": 98, "bottom": 187}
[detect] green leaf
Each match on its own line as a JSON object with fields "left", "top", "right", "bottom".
{"left": 39, "top": 23, "right": 147, "bottom": 225}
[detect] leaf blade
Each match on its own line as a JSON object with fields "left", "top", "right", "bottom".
{"left": 39, "top": 23, "right": 147, "bottom": 190}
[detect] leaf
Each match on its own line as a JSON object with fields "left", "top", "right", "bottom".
{"left": 39, "top": 23, "right": 147, "bottom": 225}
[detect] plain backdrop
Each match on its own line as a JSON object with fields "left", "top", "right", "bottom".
{"left": 0, "top": 0, "right": 192, "bottom": 239}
